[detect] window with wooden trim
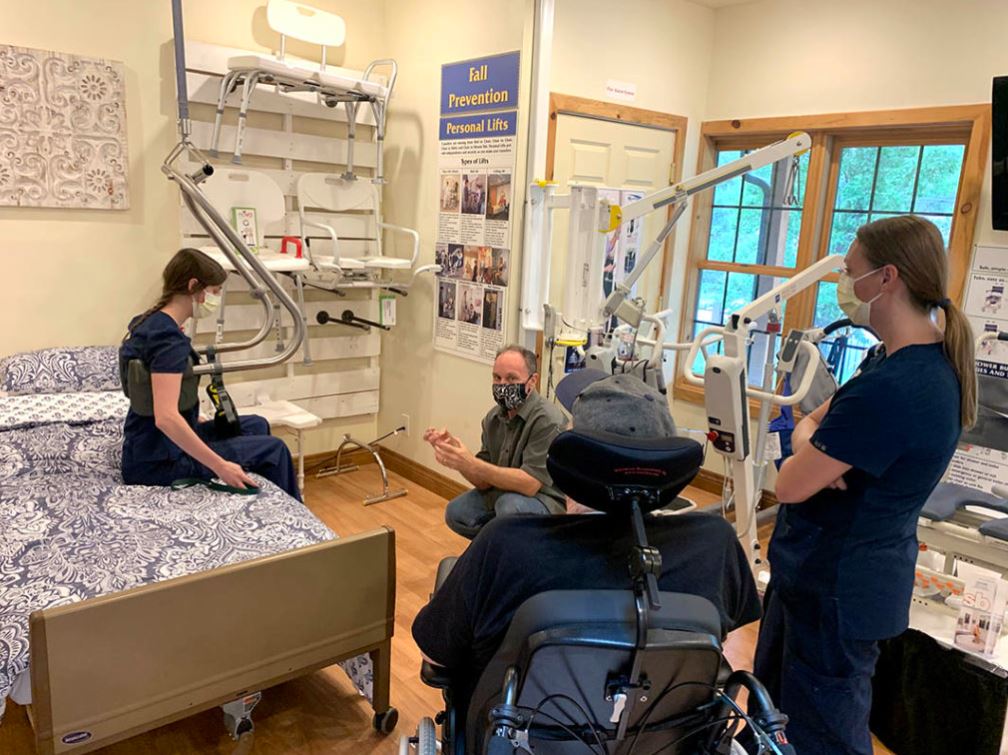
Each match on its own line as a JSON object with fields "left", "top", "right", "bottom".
{"left": 677, "top": 105, "right": 988, "bottom": 400}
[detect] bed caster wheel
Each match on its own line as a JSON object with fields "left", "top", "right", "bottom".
{"left": 221, "top": 691, "right": 261, "bottom": 741}
{"left": 223, "top": 712, "right": 254, "bottom": 740}
{"left": 374, "top": 707, "right": 399, "bottom": 734}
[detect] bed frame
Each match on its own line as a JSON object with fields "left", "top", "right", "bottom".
{"left": 27, "top": 527, "right": 395, "bottom": 754}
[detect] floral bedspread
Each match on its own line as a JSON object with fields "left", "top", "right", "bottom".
{"left": 0, "top": 392, "right": 373, "bottom": 710}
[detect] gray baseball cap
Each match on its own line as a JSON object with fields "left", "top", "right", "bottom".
{"left": 555, "top": 369, "right": 677, "bottom": 439}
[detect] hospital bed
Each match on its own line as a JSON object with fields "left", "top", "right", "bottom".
{"left": 0, "top": 346, "right": 398, "bottom": 753}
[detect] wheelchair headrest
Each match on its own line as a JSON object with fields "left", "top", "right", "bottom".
{"left": 547, "top": 430, "right": 703, "bottom": 514}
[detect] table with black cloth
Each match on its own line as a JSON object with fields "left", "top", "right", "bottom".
{"left": 870, "top": 606, "right": 1008, "bottom": 755}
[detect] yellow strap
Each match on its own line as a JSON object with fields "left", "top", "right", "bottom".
{"left": 604, "top": 204, "right": 623, "bottom": 233}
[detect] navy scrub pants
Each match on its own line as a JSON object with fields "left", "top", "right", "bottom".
{"left": 129, "top": 415, "right": 301, "bottom": 501}
{"left": 753, "top": 581, "right": 881, "bottom": 755}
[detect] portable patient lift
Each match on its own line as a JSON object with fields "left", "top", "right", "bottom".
{"left": 530, "top": 133, "right": 833, "bottom": 574}
{"left": 166, "top": 1, "right": 305, "bottom": 380}
{"left": 524, "top": 132, "right": 812, "bottom": 344}
{"left": 683, "top": 256, "right": 845, "bottom": 576}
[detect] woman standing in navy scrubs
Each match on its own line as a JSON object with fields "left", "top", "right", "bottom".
{"left": 119, "top": 248, "right": 301, "bottom": 500}
{"left": 756, "top": 215, "right": 976, "bottom": 754}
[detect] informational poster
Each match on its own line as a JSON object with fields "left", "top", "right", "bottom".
{"left": 598, "top": 188, "right": 644, "bottom": 335}
{"left": 947, "top": 244, "right": 1008, "bottom": 490}
{"left": 616, "top": 189, "right": 644, "bottom": 297}
{"left": 964, "top": 245, "right": 1008, "bottom": 376}
{"left": 433, "top": 51, "right": 520, "bottom": 364}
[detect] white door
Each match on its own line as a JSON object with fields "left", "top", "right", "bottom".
{"left": 549, "top": 114, "right": 677, "bottom": 320}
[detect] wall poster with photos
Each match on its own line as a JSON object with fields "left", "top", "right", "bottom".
{"left": 433, "top": 51, "right": 519, "bottom": 364}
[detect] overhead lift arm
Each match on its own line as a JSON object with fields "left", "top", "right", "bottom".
{"left": 167, "top": 0, "right": 305, "bottom": 376}
{"left": 603, "top": 132, "right": 811, "bottom": 329}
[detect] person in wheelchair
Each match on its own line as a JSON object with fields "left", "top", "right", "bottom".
{"left": 410, "top": 370, "right": 772, "bottom": 754}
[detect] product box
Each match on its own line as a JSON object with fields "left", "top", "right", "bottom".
{"left": 955, "top": 562, "right": 1008, "bottom": 656}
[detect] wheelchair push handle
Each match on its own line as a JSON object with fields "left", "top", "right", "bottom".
{"left": 710, "top": 669, "right": 795, "bottom": 754}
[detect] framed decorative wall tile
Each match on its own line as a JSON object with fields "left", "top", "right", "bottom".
{"left": 0, "top": 44, "right": 129, "bottom": 209}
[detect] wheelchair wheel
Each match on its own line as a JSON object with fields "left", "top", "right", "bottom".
{"left": 417, "top": 717, "right": 437, "bottom": 755}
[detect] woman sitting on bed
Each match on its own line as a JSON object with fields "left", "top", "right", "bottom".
{"left": 119, "top": 248, "right": 301, "bottom": 500}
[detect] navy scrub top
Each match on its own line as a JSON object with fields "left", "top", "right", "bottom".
{"left": 769, "top": 342, "right": 961, "bottom": 641}
{"left": 119, "top": 311, "right": 199, "bottom": 464}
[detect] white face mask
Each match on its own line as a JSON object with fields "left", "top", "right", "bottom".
{"left": 193, "top": 291, "right": 221, "bottom": 318}
{"left": 836, "top": 267, "right": 884, "bottom": 327}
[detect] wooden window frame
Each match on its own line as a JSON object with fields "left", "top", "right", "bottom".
{"left": 674, "top": 104, "right": 990, "bottom": 407}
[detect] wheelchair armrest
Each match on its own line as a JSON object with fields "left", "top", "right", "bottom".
{"left": 433, "top": 556, "right": 459, "bottom": 596}
{"left": 419, "top": 557, "right": 461, "bottom": 690}
{"left": 420, "top": 660, "right": 454, "bottom": 690}
{"left": 717, "top": 658, "right": 732, "bottom": 687}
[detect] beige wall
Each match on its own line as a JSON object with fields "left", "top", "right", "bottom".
{"left": 672, "top": 0, "right": 1008, "bottom": 484}
{"left": 0, "top": 0, "right": 386, "bottom": 356}
{"left": 548, "top": 0, "right": 721, "bottom": 480}
{"left": 374, "top": 0, "right": 534, "bottom": 476}
{"left": 0, "top": 0, "right": 390, "bottom": 454}
{"left": 7, "top": 0, "right": 1005, "bottom": 481}
{"left": 551, "top": 0, "right": 715, "bottom": 350}
{"left": 1, "top": 0, "right": 177, "bottom": 356}
{"left": 375, "top": 0, "right": 721, "bottom": 480}
{"left": 704, "top": 0, "right": 1007, "bottom": 245}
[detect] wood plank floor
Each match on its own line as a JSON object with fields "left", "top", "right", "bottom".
{"left": 0, "top": 470, "right": 893, "bottom": 754}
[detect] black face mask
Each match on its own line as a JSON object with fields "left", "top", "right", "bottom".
{"left": 492, "top": 382, "right": 528, "bottom": 411}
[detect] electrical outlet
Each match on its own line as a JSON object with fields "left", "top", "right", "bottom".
{"left": 401, "top": 413, "right": 410, "bottom": 437}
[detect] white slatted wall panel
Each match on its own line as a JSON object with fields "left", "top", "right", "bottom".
{"left": 179, "top": 41, "right": 384, "bottom": 421}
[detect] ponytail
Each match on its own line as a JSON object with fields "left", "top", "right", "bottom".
{"left": 941, "top": 300, "right": 978, "bottom": 429}
{"left": 123, "top": 293, "right": 173, "bottom": 341}
{"left": 856, "top": 215, "right": 977, "bottom": 430}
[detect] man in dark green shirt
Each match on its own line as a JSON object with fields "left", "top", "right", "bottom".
{"left": 425, "top": 345, "right": 567, "bottom": 539}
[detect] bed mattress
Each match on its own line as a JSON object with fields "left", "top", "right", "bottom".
{"left": 0, "top": 390, "right": 372, "bottom": 717}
